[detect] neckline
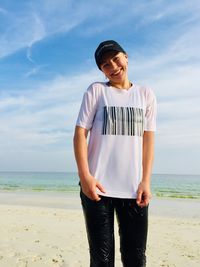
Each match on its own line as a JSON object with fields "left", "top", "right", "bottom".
{"left": 106, "top": 82, "right": 134, "bottom": 94}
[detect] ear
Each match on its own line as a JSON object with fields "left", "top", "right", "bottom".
{"left": 124, "top": 53, "right": 128, "bottom": 62}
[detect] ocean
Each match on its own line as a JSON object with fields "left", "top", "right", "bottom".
{"left": 0, "top": 172, "right": 199, "bottom": 199}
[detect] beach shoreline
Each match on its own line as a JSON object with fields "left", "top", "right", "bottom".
{"left": 0, "top": 191, "right": 200, "bottom": 266}
{"left": 0, "top": 190, "right": 199, "bottom": 219}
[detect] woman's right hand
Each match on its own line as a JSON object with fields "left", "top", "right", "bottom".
{"left": 80, "top": 174, "right": 106, "bottom": 201}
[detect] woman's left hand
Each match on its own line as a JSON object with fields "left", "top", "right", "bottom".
{"left": 136, "top": 181, "right": 152, "bottom": 208}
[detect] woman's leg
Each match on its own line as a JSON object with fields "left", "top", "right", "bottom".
{"left": 115, "top": 199, "right": 148, "bottom": 267}
{"left": 80, "top": 190, "right": 115, "bottom": 267}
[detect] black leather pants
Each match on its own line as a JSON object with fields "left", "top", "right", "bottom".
{"left": 80, "top": 190, "right": 148, "bottom": 267}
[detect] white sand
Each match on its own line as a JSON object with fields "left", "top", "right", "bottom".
{"left": 0, "top": 192, "right": 199, "bottom": 267}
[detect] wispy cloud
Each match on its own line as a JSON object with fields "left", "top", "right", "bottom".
{"left": 0, "top": 11, "right": 45, "bottom": 58}
{"left": 0, "top": 69, "right": 101, "bottom": 153}
{"left": 0, "top": 7, "right": 7, "bottom": 14}
{"left": 0, "top": 1, "right": 88, "bottom": 59}
{"left": 25, "top": 65, "right": 47, "bottom": 77}
{"left": 129, "top": 19, "right": 200, "bottom": 97}
{"left": 0, "top": 0, "right": 200, "bottom": 172}
{"left": 126, "top": 10, "right": 200, "bottom": 151}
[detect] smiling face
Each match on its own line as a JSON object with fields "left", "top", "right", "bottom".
{"left": 99, "top": 51, "right": 129, "bottom": 87}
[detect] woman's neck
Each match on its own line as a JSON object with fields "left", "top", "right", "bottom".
{"left": 108, "top": 79, "right": 132, "bottom": 90}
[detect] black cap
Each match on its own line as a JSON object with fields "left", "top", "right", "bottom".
{"left": 94, "top": 40, "right": 126, "bottom": 69}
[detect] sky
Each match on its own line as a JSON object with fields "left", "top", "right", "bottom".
{"left": 0, "top": 0, "right": 200, "bottom": 174}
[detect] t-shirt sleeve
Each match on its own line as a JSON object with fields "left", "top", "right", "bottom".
{"left": 76, "top": 84, "right": 99, "bottom": 130}
{"left": 144, "top": 89, "right": 157, "bottom": 131}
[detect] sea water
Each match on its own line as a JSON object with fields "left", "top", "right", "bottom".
{"left": 0, "top": 172, "right": 199, "bottom": 199}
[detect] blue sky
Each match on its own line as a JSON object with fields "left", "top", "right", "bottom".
{"left": 0, "top": 0, "right": 200, "bottom": 174}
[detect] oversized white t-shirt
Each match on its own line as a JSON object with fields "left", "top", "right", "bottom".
{"left": 76, "top": 82, "right": 157, "bottom": 199}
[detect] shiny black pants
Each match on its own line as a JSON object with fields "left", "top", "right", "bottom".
{"left": 80, "top": 190, "right": 148, "bottom": 267}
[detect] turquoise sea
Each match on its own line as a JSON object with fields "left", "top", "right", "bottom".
{"left": 0, "top": 172, "right": 199, "bottom": 199}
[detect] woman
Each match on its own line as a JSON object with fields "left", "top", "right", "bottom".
{"left": 73, "top": 40, "right": 157, "bottom": 267}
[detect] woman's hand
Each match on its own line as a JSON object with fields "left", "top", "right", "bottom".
{"left": 136, "top": 181, "right": 152, "bottom": 207}
{"left": 80, "top": 174, "right": 106, "bottom": 201}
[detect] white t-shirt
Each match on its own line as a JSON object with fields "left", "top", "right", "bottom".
{"left": 76, "top": 82, "right": 157, "bottom": 199}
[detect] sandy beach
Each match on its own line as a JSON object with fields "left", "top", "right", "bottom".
{"left": 0, "top": 192, "right": 199, "bottom": 267}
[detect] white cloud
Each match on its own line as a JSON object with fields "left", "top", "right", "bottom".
{"left": 0, "top": 0, "right": 200, "bottom": 172}
{"left": 0, "top": 11, "right": 46, "bottom": 58}
{"left": 25, "top": 65, "right": 45, "bottom": 77}
{"left": 0, "top": 69, "right": 101, "bottom": 154}
{"left": 157, "top": 97, "right": 200, "bottom": 147}
{"left": 0, "top": 1, "right": 89, "bottom": 59}
{"left": 126, "top": 17, "right": 200, "bottom": 154}
{"left": 136, "top": 0, "right": 200, "bottom": 26}
{"left": 1, "top": 0, "right": 199, "bottom": 59}
{"left": 128, "top": 21, "right": 200, "bottom": 98}
{"left": 0, "top": 95, "right": 30, "bottom": 109}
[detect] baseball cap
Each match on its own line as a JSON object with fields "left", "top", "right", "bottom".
{"left": 94, "top": 40, "right": 126, "bottom": 69}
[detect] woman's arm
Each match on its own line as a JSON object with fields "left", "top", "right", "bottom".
{"left": 137, "top": 131, "right": 154, "bottom": 207}
{"left": 73, "top": 126, "right": 105, "bottom": 201}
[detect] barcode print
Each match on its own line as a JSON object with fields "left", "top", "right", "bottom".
{"left": 102, "top": 106, "right": 144, "bottom": 136}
